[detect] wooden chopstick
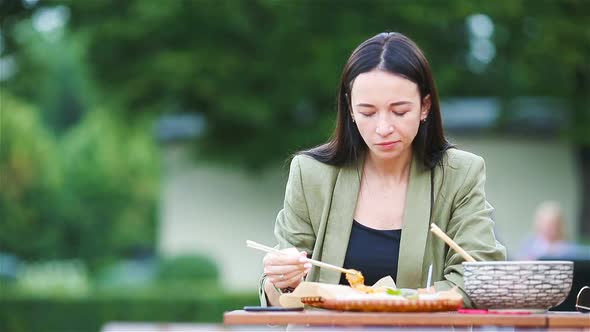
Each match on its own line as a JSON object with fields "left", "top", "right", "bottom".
{"left": 246, "top": 240, "right": 357, "bottom": 274}
{"left": 430, "top": 224, "right": 476, "bottom": 262}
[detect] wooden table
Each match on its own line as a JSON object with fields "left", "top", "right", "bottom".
{"left": 547, "top": 312, "right": 590, "bottom": 329}
{"left": 224, "top": 310, "right": 589, "bottom": 329}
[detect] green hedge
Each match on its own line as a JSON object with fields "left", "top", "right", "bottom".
{"left": 0, "top": 292, "right": 258, "bottom": 332}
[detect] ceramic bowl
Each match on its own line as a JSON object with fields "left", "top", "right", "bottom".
{"left": 463, "top": 261, "right": 573, "bottom": 311}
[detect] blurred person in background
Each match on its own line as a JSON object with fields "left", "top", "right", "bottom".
{"left": 518, "top": 201, "right": 583, "bottom": 260}
{"left": 259, "top": 32, "right": 506, "bottom": 308}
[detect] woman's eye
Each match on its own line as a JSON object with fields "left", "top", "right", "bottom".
{"left": 393, "top": 111, "right": 407, "bottom": 116}
{"left": 360, "top": 113, "right": 375, "bottom": 117}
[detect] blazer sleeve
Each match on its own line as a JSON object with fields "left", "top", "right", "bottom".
{"left": 434, "top": 156, "right": 507, "bottom": 307}
{"left": 259, "top": 155, "right": 316, "bottom": 306}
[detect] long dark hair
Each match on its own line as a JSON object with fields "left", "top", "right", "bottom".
{"left": 303, "top": 32, "right": 452, "bottom": 169}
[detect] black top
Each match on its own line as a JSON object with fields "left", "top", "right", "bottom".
{"left": 339, "top": 220, "right": 402, "bottom": 286}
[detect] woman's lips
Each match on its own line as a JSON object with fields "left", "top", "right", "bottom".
{"left": 375, "top": 141, "right": 399, "bottom": 150}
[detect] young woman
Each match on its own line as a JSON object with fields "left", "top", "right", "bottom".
{"left": 260, "top": 32, "right": 506, "bottom": 308}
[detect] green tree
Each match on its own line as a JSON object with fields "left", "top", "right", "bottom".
{"left": 0, "top": 94, "right": 159, "bottom": 266}
{"left": 2, "top": 0, "right": 588, "bottom": 236}
{"left": 2, "top": 1, "right": 160, "bottom": 264}
{"left": 0, "top": 95, "right": 63, "bottom": 259}
{"left": 1, "top": 0, "right": 90, "bottom": 133}
{"left": 58, "top": 110, "right": 159, "bottom": 266}
{"left": 36, "top": 0, "right": 474, "bottom": 166}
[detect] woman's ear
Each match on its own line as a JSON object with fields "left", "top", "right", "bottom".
{"left": 421, "top": 94, "right": 432, "bottom": 121}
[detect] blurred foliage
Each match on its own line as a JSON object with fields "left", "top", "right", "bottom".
{"left": 15, "top": 259, "right": 90, "bottom": 297}
{"left": 158, "top": 254, "right": 219, "bottom": 284}
{"left": 0, "top": 94, "right": 159, "bottom": 268}
{"left": 58, "top": 109, "right": 159, "bottom": 267}
{"left": 1, "top": 0, "right": 589, "bottom": 260}
{"left": 4, "top": 254, "right": 220, "bottom": 296}
{"left": 0, "top": 95, "right": 63, "bottom": 259}
{"left": 1, "top": 0, "right": 91, "bottom": 133}
{"left": 93, "top": 254, "right": 220, "bottom": 294}
{"left": 95, "top": 259, "right": 156, "bottom": 290}
{"left": 2, "top": 0, "right": 585, "bottom": 168}
{"left": 0, "top": 292, "right": 258, "bottom": 332}
{"left": 2, "top": 0, "right": 588, "bottom": 160}
{"left": 0, "top": 254, "right": 238, "bottom": 332}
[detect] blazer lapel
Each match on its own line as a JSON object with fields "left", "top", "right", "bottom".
{"left": 318, "top": 160, "right": 362, "bottom": 284}
{"left": 396, "top": 155, "right": 431, "bottom": 289}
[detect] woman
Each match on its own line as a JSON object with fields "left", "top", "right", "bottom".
{"left": 260, "top": 32, "right": 506, "bottom": 308}
{"left": 518, "top": 201, "right": 579, "bottom": 260}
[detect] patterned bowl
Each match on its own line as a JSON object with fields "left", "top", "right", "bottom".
{"left": 463, "top": 261, "right": 573, "bottom": 311}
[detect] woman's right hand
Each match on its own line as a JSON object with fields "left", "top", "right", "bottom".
{"left": 263, "top": 247, "right": 312, "bottom": 290}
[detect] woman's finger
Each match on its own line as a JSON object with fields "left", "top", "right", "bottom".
{"left": 267, "top": 266, "right": 307, "bottom": 283}
{"left": 263, "top": 249, "right": 306, "bottom": 266}
{"left": 264, "top": 260, "right": 311, "bottom": 276}
{"left": 270, "top": 267, "right": 311, "bottom": 289}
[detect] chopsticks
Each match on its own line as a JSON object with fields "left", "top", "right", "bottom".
{"left": 430, "top": 223, "right": 476, "bottom": 262}
{"left": 246, "top": 240, "right": 357, "bottom": 274}
{"left": 426, "top": 264, "right": 433, "bottom": 289}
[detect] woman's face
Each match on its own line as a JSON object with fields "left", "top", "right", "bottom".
{"left": 350, "top": 70, "right": 430, "bottom": 162}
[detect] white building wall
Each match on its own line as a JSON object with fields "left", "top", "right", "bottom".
{"left": 453, "top": 137, "right": 579, "bottom": 256}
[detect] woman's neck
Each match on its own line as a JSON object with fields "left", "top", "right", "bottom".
{"left": 365, "top": 149, "right": 413, "bottom": 183}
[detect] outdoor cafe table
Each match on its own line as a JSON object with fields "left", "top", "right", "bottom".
{"left": 224, "top": 310, "right": 590, "bottom": 330}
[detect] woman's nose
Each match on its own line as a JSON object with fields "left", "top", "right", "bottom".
{"left": 375, "top": 118, "right": 394, "bottom": 136}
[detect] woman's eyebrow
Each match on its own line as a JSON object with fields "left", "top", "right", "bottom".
{"left": 354, "top": 101, "right": 413, "bottom": 107}
{"left": 390, "top": 101, "right": 413, "bottom": 106}
{"left": 354, "top": 103, "right": 375, "bottom": 108}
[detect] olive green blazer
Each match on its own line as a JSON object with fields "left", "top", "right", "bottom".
{"left": 259, "top": 148, "right": 506, "bottom": 307}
